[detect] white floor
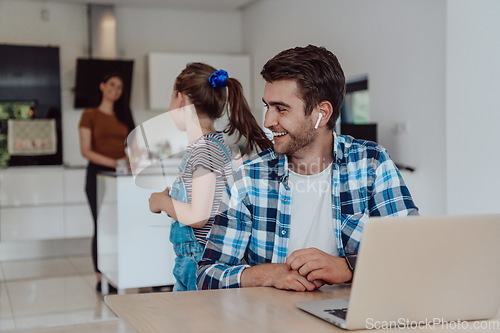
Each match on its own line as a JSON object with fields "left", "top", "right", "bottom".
{"left": 0, "top": 256, "right": 138, "bottom": 332}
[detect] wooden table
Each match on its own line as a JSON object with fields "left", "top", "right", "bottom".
{"left": 105, "top": 285, "right": 500, "bottom": 333}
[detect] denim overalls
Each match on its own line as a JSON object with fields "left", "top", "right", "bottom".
{"left": 168, "top": 135, "right": 232, "bottom": 291}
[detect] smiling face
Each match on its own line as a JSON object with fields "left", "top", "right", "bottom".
{"left": 263, "top": 79, "right": 317, "bottom": 157}
{"left": 100, "top": 76, "right": 123, "bottom": 103}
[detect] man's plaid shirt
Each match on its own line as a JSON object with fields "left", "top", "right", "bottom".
{"left": 197, "top": 134, "right": 419, "bottom": 289}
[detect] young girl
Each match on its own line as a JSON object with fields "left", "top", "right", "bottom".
{"left": 149, "top": 63, "right": 272, "bottom": 291}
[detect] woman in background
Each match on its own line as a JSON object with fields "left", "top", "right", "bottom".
{"left": 149, "top": 63, "right": 272, "bottom": 291}
{"left": 78, "top": 73, "right": 135, "bottom": 293}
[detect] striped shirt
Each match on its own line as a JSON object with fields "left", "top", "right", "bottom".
{"left": 197, "top": 133, "right": 419, "bottom": 289}
{"left": 172, "top": 132, "right": 233, "bottom": 244}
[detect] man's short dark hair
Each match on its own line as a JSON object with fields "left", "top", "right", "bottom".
{"left": 261, "top": 45, "right": 346, "bottom": 129}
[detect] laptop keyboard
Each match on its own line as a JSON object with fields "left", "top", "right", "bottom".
{"left": 324, "top": 308, "right": 348, "bottom": 320}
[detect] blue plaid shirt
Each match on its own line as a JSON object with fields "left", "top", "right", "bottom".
{"left": 197, "top": 134, "right": 419, "bottom": 289}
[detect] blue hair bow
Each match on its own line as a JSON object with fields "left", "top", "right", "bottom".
{"left": 208, "top": 69, "right": 229, "bottom": 89}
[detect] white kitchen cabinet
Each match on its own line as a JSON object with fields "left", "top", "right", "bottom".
{"left": 0, "top": 167, "right": 64, "bottom": 242}
{"left": 0, "top": 167, "right": 64, "bottom": 207}
{"left": 63, "top": 168, "right": 89, "bottom": 204}
{"left": 1, "top": 206, "right": 64, "bottom": 241}
{"left": 64, "top": 204, "right": 93, "bottom": 238}
{"left": 0, "top": 166, "right": 91, "bottom": 244}
{"left": 63, "top": 168, "right": 93, "bottom": 238}
{"left": 97, "top": 173, "right": 177, "bottom": 293}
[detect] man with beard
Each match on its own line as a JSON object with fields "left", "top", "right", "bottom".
{"left": 197, "top": 45, "right": 419, "bottom": 291}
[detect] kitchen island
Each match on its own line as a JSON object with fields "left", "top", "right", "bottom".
{"left": 97, "top": 170, "right": 178, "bottom": 294}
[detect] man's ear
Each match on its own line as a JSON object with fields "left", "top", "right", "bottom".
{"left": 316, "top": 101, "right": 333, "bottom": 127}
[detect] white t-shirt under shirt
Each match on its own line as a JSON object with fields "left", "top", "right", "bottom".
{"left": 287, "top": 163, "right": 338, "bottom": 257}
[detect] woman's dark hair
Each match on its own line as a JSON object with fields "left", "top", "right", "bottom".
{"left": 99, "top": 73, "right": 135, "bottom": 133}
{"left": 261, "top": 45, "right": 346, "bottom": 130}
{"left": 174, "top": 62, "right": 272, "bottom": 155}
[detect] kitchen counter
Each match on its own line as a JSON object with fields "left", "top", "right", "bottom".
{"left": 97, "top": 172, "right": 178, "bottom": 294}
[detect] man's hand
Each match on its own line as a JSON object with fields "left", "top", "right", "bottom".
{"left": 286, "top": 248, "right": 352, "bottom": 285}
{"left": 148, "top": 187, "right": 170, "bottom": 214}
{"left": 240, "top": 263, "right": 324, "bottom": 291}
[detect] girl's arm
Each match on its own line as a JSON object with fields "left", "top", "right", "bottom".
{"left": 79, "top": 127, "right": 118, "bottom": 168}
{"left": 149, "top": 170, "right": 217, "bottom": 228}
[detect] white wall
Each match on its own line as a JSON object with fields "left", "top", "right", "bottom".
{"left": 113, "top": 6, "right": 244, "bottom": 163}
{"left": 242, "top": 0, "right": 447, "bottom": 216}
{"left": 115, "top": 5, "right": 243, "bottom": 124}
{"left": 0, "top": 0, "right": 244, "bottom": 166}
{"left": 446, "top": 0, "right": 500, "bottom": 215}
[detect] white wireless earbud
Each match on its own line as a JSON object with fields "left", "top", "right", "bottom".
{"left": 314, "top": 112, "right": 323, "bottom": 129}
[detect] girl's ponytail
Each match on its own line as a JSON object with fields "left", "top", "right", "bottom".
{"left": 225, "top": 78, "right": 272, "bottom": 156}
{"left": 176, "top": 63, "right": 272, "bottom": 156}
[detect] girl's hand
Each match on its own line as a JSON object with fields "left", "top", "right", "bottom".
{"left": 148, "top": 187, "right": 171, "bottom": 214}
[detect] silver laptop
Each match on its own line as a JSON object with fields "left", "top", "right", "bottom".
{"left": 296, "top": 214, "right": 500, "bottom": 330}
